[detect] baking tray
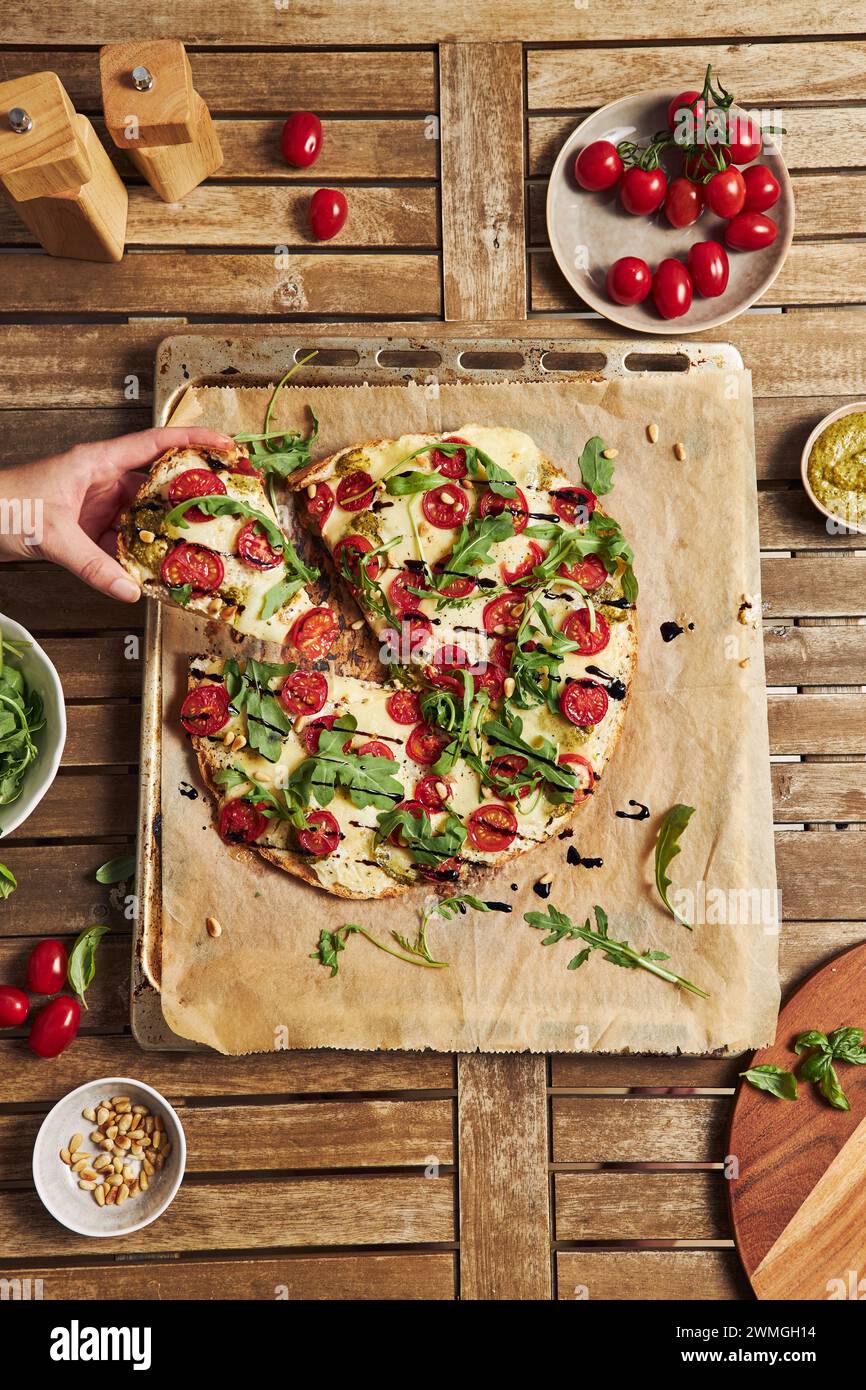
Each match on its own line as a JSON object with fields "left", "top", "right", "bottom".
{"left": 131, "top": 331, "right": 744, "bottom": 1051}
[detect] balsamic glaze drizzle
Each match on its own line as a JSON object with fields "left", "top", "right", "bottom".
{"left": 566, "top": 846, "right": 603, "bottom": 869}
{"left": 616, "top": 800, "right": 650, "bottom": 821}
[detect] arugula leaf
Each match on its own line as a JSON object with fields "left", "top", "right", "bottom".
{"left": 168, "top": 583, "right": 193, "bottom": 606}
{"left": 393, "top": 892, "right": 493, "bottom": 967}
{"left": 385, "top": 440, "right": 518, "bottom": 499}
{"left": 739, "top": 1065, "right": 799, "bottom": 1101}
{"left": 233, "top": 352, "right": 319, "bottom": 499}
{"left": 0, "top": 861, "right": 17, "bottom": 898}
{"left": 213, "top": 765, "right": 308, "bottom": 828}
{"left": 385, "top": 469, "right": 451, "bottom": 496}
{"left": 506, "top": 596, "right": 579, "bottom": 716}
{"left": 478, "top": 709, "right": 578, "bottom": 798}
{"left": 259, "top": 536, "right": 319, "bottom": 621}
{"left": 95, "top": 854, "right": 136, "bottom": 885}
{"left": 0, "top": 638, "right": 45, "bottom": 820}
{"left": 431, "top": 893, "right": 491, "bottom": 920}
{"left": 578, "top": 436, "right": 615, "bottom": 496}
{"left": 435, "top": 513, "right": 515, "bottom": 589}
{"left": 311, "top": 921, "right": 448, "bottom": 976}
{"left": 166, "top": 495, "right": 286, "bottom": 553}
{"left": 526, "top": 509, "right": 638, "bottom": 603}
{"left": 223, "top": 658, "right": 295, "bottom": 763}
{"left": 375, "top": 805, "right": 467, "bottom": 869}
{"left": 289, "top": 719, "right": 405, "bottom": 811}
{"left": 654, "top": 804, "right": 696, "bottom": 929}
{"left": 525, "top": 902, "right": 708, "bottom": 998}
{"left": 67, "top": 925, "right": 110, "bottom": 1009}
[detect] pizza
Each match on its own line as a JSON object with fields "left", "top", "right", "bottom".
{"left": 177, "top": 426, "right": 638, "bottom": 900}
{"left": 117, "top": 444, "right": 316, "bottom": 645}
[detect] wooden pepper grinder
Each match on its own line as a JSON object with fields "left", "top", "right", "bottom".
{"left": 0, "top": 71, "right": 128, "bottom": 262}
{"left": 99, "top": 40, "right": 222, "bottom": 202}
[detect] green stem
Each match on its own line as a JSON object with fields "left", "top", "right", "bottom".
{"left": 356, "top": 924, "right": 447, "bottom": 969}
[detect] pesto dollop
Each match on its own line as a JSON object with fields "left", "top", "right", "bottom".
{"left": 807, "top": 412, "right": 866, "bottom": 527}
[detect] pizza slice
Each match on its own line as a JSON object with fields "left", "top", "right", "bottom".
{"left": 117, "top": 443, "right": 317, "bottom": 645}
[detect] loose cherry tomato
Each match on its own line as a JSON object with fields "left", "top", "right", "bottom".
{"left": 336, "top": 471, "right": 375, "bottom": 511}
{"left": 289, "top": 606, "right": 339, "bottom": 659}
{"left": 562, "top": 608, "right": 610, "bottom": 656}
{"left": 180, "top": 684, "right": 230, "bottom": 735}
{"left": 667, "top": 90, "right": 706, "bottom": 137}
{"left": 561, "top": 679, "right": 609, "bottom": 727}
{"left": 161, "top": 542, "right": 224, "bottom": 594}
{"left": 687, "top": 240, "right": 729, "bottom": 297}
{"left": 385, "top": 690, "right": 422, "bottom": 725}
{"left": 356, "top": 739, "right": 395, "bottom": 760}
{"left": 297, "top": 809, "right": 341, "bottom": 857}
{"left": 406, "top": 722, "right": 450, "bottom": 766}
{"left": 724, "top": 211, "right": 778, "bottom": 252}
{"left": 483, "top": 591, "right": 525, "bottom": 636}
{"left": 28, "top": 995, "right": 80, "bottom": 1058}
{"left": 558, "top": 553, "right": 608, "bottom": 591}
{"left": 309, "top": 188, "right": 348, "bottom": 241}
{"left": 620, "top": 166, "right": 667, "bottom": 216}
{"left": 466, "top": 803, "right": 518, "bottom": 853}
{"left": 167, "top": 469, "right": 226, "bottom": 524}
{"left": 501, "top": 540, "right": 544, "bottom": 586}
{"left": 422, "top": 483, "right": 469, "bottom": 529}
{"left": 574, "top": 140, "right": 623, "bottom": 191}
{"left": 279, "top": 670, "right": 328, "bottom": 718}
{"left": 27, "top": 939, "right": 68, "bottom": 996}
{"left": 304, "top": 481, "right": 335, "bottom": 529}
{"left": 0, "top": 986, "right": 29, "bottom": 1028}
{"left": 333, "top": 533, "right": 380, "bottom": 583}
{"left": 705, "top": 167, "right": 746, "bottom": 218}
{"left": 430, "top": 436, "right": 470, "bottom": 479}
{"left": 652, "top": 258, "right": 693, "bottom": 319}
{"left": 606, "top": 256, "right": 652, "bottom": 306}
{"left": 236, "top": 519, "right": 283, "bottom": 570}
{"left": 478, "top": 486, "right": 529, "bottom": 535}
{"left": 558, "top": 753, "right": 595, "bottom": 804}
{"left": 727, "top": 113, "right": 763, "bottom": 165}
{"left": 219, "top": 799, "right": 269, "bottom": 844}
{"left": 742, "top": 164, "right": 781, "bottom": 212}
{"left": 550, "top": 486, "right": 597, "bottom": 526}
{"left": 281, "top": 111, "right": 323, "bottom": 168}
{"left": 663, "top": 177, "right": 704, "bottom": 229}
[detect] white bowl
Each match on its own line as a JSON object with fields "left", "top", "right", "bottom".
{"left": 33, "top": 1077, "right": 186, "bottom": 1238}
{"left": 800, "top": 401, "right": 866, "bottom": 536}
{"left": 0, "top": 612, "right": 66, "bottom": 837}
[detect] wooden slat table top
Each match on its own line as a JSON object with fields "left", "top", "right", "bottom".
{"left": 0, "top": 15, "right": 864, "bottom": 1302}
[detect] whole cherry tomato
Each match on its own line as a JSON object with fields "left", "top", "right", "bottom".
{"left": 742, "top": 164, "right": 781, "bottom": 212}
{"left": 667, "top": 90, "right": 706, "bottom": 138}
{"left": 605, "top": 256, "right": 652, "bottom": 305}
{"left": 26, "top": 938, "right": 67, "bottom": 995}
{"left": 281, "top": 112, "right": 322, "bottom": 168}
{"left": 574, "top": 140, "right": 623, "bottom": 191}
{"left": 620, "top": 166, "right": 667, "bottom": 216}
{"left": 705, "top": 167, "right": 746, "bottom": 218}
{"left": 687, "top": 240, "right": 730, "bottom": 297}
{"left": 309, "top": 189, "right": 348, "bottom": 241}
{"left": 0, "top": 986, "right": 29, "bottom": 1028}
{"left": 652, "top": 259, "right": 693, "bottom": 319}
{"left": 727, "top": 113, "right": 763, "bottom": 165}
{"left": 28, "top": 996, "right": 80, "bottom": 1058}
{"left": 664, "top": 176, "right": 704, "bottom": 228}
{"left": 724, "top": 211, "right": 778, "bottom": 252}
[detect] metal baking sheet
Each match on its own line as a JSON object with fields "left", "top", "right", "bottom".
{"left": 131, "top": 331, "right": 744, "bottom": 1050}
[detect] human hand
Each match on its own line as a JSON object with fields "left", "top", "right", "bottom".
{"left": 0, "top": 427, "right": 235, "bottom": 601}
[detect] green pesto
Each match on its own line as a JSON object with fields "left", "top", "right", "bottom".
{"left": 807, "top": 412, "right": 866, "bottom": 527}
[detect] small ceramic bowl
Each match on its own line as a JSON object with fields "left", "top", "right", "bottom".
{"left": 33, "top": 1077, "right": 186, "bottom": 1238}
{"left": 0, "top": 612, "right": 66, "bottom": 836}
{"left": 800, "top": 402, "right": 866, "bottom": 536}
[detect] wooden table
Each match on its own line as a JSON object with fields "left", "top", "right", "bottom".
{"left": 0, "top": 7, "right": 864, "bottom": 1302}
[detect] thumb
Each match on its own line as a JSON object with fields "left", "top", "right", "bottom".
{"left": 42, "top": 520, "right": 141, "bottom": 603}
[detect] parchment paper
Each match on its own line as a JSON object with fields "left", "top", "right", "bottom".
{"left": 157, "top": 374, "right": 779, "bottom": 1055}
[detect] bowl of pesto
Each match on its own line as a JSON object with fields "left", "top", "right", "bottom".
{"left": 802, "top": 403, "right": 866, "bottom": 534}
{"left": 0, "top": 613, "right": 66, "bottom": 839}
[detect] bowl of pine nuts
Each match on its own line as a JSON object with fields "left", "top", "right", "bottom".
{"left": 32, "top": 1078, "right": 186, "bottom": 1237}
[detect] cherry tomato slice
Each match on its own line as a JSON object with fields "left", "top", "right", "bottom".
{"left": 652, "top": 258, "right": 693, "bottom": 320}
{"left": 356, "top": 739, "right": 395, "bottom": 760}
{"left": 26, "top": 939, "right": 68, "bottom": 996}
{"left": 501, "top": 540, "right": 544, "bottom": 586}
{"left": 301, "top": 714, "right": 352, "bottom": 755}
{"left": 561, "top": 679, "right": 609, "bottom": 727}
{"left": 724, "top": 211, "right": 778, "bottom": 252}
{"left": 414, "top": 775, "right": 452, "bottom": 810}
{"left": 309, "top": 188, "right": 348, "bottom": 241}
{"left": 557, "top": 553, "right": 608, "bottom": 591}
{"left": 467, "top": 803, "right": 518, "bottom": 853}
{"left": 0, "top": 985, "right": 29, "bottom": 1028}
{"left": 386, "top": 690, "right": 422, "bottom": 725}
{"left": 28, "top": 995, "right": 80, "bottom": 1058}
{"left": 333, "top": 533, "right": 380, "bottom": 583}
{"left": 488, "top": 753, "right": 534, "bottom": 801}
{"left": 620, "top": 166, "right": 667, "bottom": 216}
{"left": 388, "top": 569, "right": 425, "bottom": 613}
{"left": 483, "top": 591, "right": 525, "bottom": 636}
{"left": 281, "top": 111, "right": 322, "bottom": 169}
{"left": 472, "top": 662, "right": 506, "bottom": 702}
{"left": 550, "top": 486, "right": 597, "bottom": 526}
{"left": 381, "top": 615, "right": 433, "bottom": 662}
{"left": 705, "top": 167, "right": 746, "bottom": 218}
{"left": 559, "top": 752, "right": 596, "bottom": 803}
{"left": 687, "top": 240, "right": 730, "bottom": 298}
{"left": 161, "top": 543, "right": 224, "bottom": 594}
{"left": 279, "top": 670, "right": 328, "bottom": 718}
{"left": 478, "top": 486, "right": 529, "bottom": 535}
{"left": 236, "top": 518, "right": 283, "bottom": 570}
{"left": 562, "top": 608, "right": 611, "bottom": 655}
{"left": 289, "top": 606, "right": 339, "bottom": 659}
{"left": 742, "top": 164, "right": 780, "bottom": 213}
{"left": 336, "top": 471, "right": 375, "bottom": 512}
{"left": 167, "top": 469, "right": 227, "bottom": 524}
{"left": 389, "top": 799, "right": 427, "bottom": 846}
{"left": 574, "top": 140, "right": 623, "bottom": 192}
{"left": 489, "top": 636, "right": 515, "bottom": 669}
{"left": 422, "top": 483, "right": 469, "bottom": 529}
{"left": 406, "top": 722, "right": 450, "bottom": 766}
{"left": 304, "top": 481, "right": 335, "bottom": 529}
{"left": 433, "top": 561, "right": 475, "bottom": 598}
{"left": 419, "top": 856, "right": 463, "bottom": 884}
{"left": 430, "top": 435, "right": 470, "bottom": 479}
{"left": 219, "top": 799, "right": 269, "bottom": 844}
{"left": 297, "top": 809, "right": 341, "bottom": 857}
{"left": 606, "top": 256, "right": 653, "bottom": 305}
{"left": 181, "top": 683, "right": 231, "bottom": 735}
{"left": 229, "top": 453, "right": 265, "bottom": 479}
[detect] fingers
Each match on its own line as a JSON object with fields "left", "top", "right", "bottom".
{"left": 41, "top": 520, "right": 141, "bottom": 603}
{"left": 96, "top": 426, "right": 236, "bottom": 475}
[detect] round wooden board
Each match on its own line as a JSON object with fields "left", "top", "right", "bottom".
{"left": 729, "top": 941, "right": 866, "bottom": 1300}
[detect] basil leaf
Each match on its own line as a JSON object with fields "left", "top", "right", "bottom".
{"left": 654, "top": 803, "right": 696, "bottom": 929}
{"left": 578, "top": 436, "right": 615, "bottom": 496}
{"left": 799, "top": 1050, "right": 831, "bottom": 1083}
{"left": 819, "top": 1062, "right": 851, "bottom": 1111}
{"left": 67, "top": 925, "right": 110, "bottom": 1009}
{"left": 793, "top": 1029, "right": 829, "bottom": 1055}
{"left": 739, "top": 1065, "right": 799, "bottom": 1101}
{"left": 0, "top": 861, "right": 17, "bottom": 898}
{"left": 95, "top": 854, "right": 136, "bottom": 885}
{"left": 828, "top": 1026, "right": 864, "bottom": 1056}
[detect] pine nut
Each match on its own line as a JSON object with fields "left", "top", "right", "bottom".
{"left": 105, "top": 1187, "right": 117, "bottom": 1205}
{"left": 602, "top": 447, "right": 618, "bottom": 460}
{"left": 132, "top": 1105, "right": 148, "bottom": 1116}
{"left": 117, "top": 1184, "right": 129, "bottom": 1205}
{"left": 231, "top": 734, "right": 247, "bottom": 752}
{"left": 143, "top": 1159, "right": 155, "bottom": 1177}
{"left": 78, "top": 1180, "right": 97, "bottom": 1191}
{"left": 152, "top": 1130, "right": 162, "bottom": 1151}
{"left": 90, "top": 1130, "right": 104, "bottom": 1144}
{"left": 351, "top": 618, "right": 365, "bottom": 630}
{"left": 118, "top": 1113, "right": 133, "bottom": 1134}
{"left": 674, "top": 441, "right": 687, "bottom": 461}
{"left": 114, "top": 1100, "right": 132, "bottom": 1113}
{"left": 145, "top": 1118, "right": 155, "bottom": 1136}
{"left": 97, "top": 1107, "right": 110, "bottom": 1125}
{"left": 138, "top": 529, "right": 156, "bottom": 544}
{"left": 79, "top": 1168, "right": 98, "bottom": 1182}
{"left": 72, "top": 1157, "right": 92, "bottom": 1172}
{"left": 539, "top": 873, "right": 553, "bottom": 886}
{"left": 106, "top": 1124, "right": 118, "bottom": 1140}
{"left": 60, "top": 1148, "right": 71, "bottom": 1165}
{"left": 129, "top": 1129, "right": 146, "bottom": 1142}
{"left": 94, "top": 1184, "right": 106, "bottom": 1207}
{"left": 647, "top": 423, "right": 659, "bottom": 443}
{"left": 82, "top": 1107, "right": 97, "bottom": 1124}
{"left": 139, "top": 1170, "right": 149, "bottom": 1192}
{"left": 206, "top": 916, "right": 222, "bottom": 938}
{"left": 130, "top": 1145, "right": 145, "bottom": 1159}
{"left": 128, "top": 1179, "right": 140, "bottom": 1197}
{"left": 307, "top": 483, "right": 317, "bottom": 498}
{"left": 107, "top": 1173, "right": 123, "bottom": 1187}
{"left": 69, "top": 1133, "right": 83, "bottom": 1154}
{"left": 113, "top": 1157, "right": 123, "bottom": 1173}
{"left": 503, "top": 676, "right": 516, "bottom": 698}
{"left": 93, "top": 1155, "right": 111, "bottom": 1172}
{"left": 122, "top": 1164, "right": 136, "bottom": 1182}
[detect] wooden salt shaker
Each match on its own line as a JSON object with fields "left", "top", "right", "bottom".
{"left": 0, "top": 71, "right": 128, "bottom": 262}
{"left": 99, "top": 40, "right": 222, "bottom": 202}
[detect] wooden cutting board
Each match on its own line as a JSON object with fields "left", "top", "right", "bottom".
{"left": 729, "top": 941, "right": 866, "bottom": 1300}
